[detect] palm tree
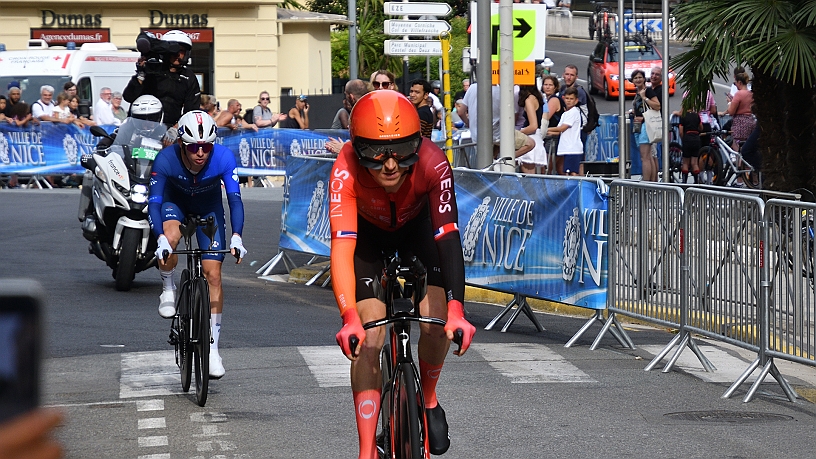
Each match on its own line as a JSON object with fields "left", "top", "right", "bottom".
{"left": 671, "top": 0, "right": 816, "bottom": 197}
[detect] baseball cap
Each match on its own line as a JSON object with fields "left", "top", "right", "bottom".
{"left": 298, "top": 94, "right": 308, "bottom": 101}
{"left": 7, "top": 81, "right": 20, "bottom": 90}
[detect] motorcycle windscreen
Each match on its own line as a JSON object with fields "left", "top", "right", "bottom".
{"left": 112, "top": 118, "right": 168, "bottom": 180}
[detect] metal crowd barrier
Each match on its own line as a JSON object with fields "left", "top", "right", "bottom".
{"left": 601, "top": 180, "right": 815, "bottom": 402}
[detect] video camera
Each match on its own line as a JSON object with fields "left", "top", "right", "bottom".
{"left": 135, "top": 31, "right": 181, "bottom": 74}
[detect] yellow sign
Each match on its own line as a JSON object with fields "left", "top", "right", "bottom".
{"left": 491, "top": 61, "right": 535, "bottom": 85}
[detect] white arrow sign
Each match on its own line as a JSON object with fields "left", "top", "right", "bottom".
{"left": 384, "top": 2, "right": 452, "bottom": 16}
{"left": 384, "top": 20, "right": 451, "bottom": 36}
{"left": 384, "top": 39, "right": 443, "bottom": 56}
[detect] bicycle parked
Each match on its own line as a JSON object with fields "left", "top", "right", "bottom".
{"left": 166, "top": 215, "right": 235, "bottom": 407}
{"left": 694, "top": 129, "right": 760, "bottom": 188}
{"left": 350, "top": 254, "right": 463, "bottom": 459}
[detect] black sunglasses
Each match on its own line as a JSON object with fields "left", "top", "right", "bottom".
{"left": 184, "top": 143, "right": 214, "bottom": 154}
{"left": 260, "top": 97, "right": 270, "bottom": 101}
{"left": 372, "top": 81, "right": 392, "bottom": 89}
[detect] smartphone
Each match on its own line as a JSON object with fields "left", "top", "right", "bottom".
{"left": 0, "top": 279, "right": 43, "bottom": 424}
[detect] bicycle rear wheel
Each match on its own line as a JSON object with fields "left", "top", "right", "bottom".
{"left": 698, "top": 146, "right": 724, "bottom": 185}
{"left": 391, "top": 362, "right": 427, "bottom": 459}
{"left": 192, "top": 276, "right": 210, "bottom": 407}
{"left": 178, "top": 269, "right": 192, "bottom": 392}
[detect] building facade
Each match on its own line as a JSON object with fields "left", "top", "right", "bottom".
{"left": 0, "top": 0, "right": 347, "bottom": 112}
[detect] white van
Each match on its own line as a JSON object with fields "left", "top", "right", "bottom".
{"left": 0, "top": 39, "right": 138, "bottom": 118}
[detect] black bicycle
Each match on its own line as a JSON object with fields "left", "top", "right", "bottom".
{"left": 351, "top": 254, "right": 463, "bottom": 459}
{"left": 166, "top": 215, "right": 232, "bottom": 407}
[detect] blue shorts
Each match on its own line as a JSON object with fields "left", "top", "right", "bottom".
{"left": 563, "top": 154, "right": 582, "bottom": 174}
{"left": 636, "top": 126, "right": 651, "bottom": 145}
{"left": 161, "top": 201, "right": 227, "bottom": 262}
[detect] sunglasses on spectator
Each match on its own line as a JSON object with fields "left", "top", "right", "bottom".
{"left": 372, "top": 81, "right": 392, "bottom": 89}
{"left": 184, "top": 143, "right": 214, "bottom": 154}
{"left": 260, "top": 97, "right": 270, "bottom": 101}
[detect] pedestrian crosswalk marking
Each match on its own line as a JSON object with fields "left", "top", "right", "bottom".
{"left": 120, "top": 351, "right": 184, "bottom": 399}
{"left": 298, "top": 345, "right": 351, "bottom": 387}
{"left": 472, "top": 343, "right": 596, "bottom": 383}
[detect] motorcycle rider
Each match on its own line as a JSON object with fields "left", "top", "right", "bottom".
{"left": 80, "top": 95, "right": 165, "bottom": 241}
{"left": 123, "top": 30, "right": 200, "bottom": 133}
{"left": 148, "top": 110, "right": 247, "bottom": 379}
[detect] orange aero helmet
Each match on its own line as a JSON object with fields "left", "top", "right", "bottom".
{"left": 350, "top": 91, "right": 422, "bottom": 169}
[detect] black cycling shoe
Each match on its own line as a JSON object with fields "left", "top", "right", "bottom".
{"left": 426, "top": 404, "right": 450, "bottom": 455}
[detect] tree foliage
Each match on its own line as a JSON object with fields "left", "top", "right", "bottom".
{"left": 672, "top": 0, "right": 816, "bottom": 195}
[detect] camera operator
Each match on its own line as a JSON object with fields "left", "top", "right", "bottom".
{"left": 123, "top": 30, "right": 201, "bottom": 134}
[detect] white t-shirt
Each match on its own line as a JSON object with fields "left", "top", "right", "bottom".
{"left": 460, "top": 83, "right": 520, "bottom": 144}
{"left": 94, "top": 98, "right": 120, "bottom": 126}
{"left": 557, "top": 106, "right": 583, "bottom": 155}
{"left": 53, "top": 105, "right": 71, "bottom": 119}
{"left": 31, "top": 100, "right": 56, "bottom": 120}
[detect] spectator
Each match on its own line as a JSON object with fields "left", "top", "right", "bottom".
{"left": 547, "top": 86, "right": 583, "bottom": 175}
{"left": 409, "top": 79, "right": 435, "bottom": 139}
{"left": 630, "top": 69, "right": 660, "bottom": 182}
{"left": 0, "top": 96, "right": 7, "bottom": 122}
{"left": 9, "top": 102, "right": 33, "bottom": 127}
{"left": 53, "top": 92, "right": 83, "bottom": 128}
{"left": 650, "top": 67, "right": 664, "bottom": 106}
{"left": 727, "top": 66, "right": 751, "bottom": 102}
{"left": 214, "top": 99, "right": 258, "bottom": 132}
{"left": 370, "top": 70, "right": 397, "bottom": 91}
{"left": 68, "top": 95, "right": 95, "bottom": 127}
{"left": 4, "top": 84, "right": 33, "bottom": 127}
{"left": 678, "top": 103, "right": 703, "bottom": 184}
{"left": 541, "top": 74, "right": 565, "bottom": 173}
{"left": 63, "top": 81, "right": 78, "bottom": 98}
{"left": 331, "top": 98, "right": 351, "bottom": 130}
{"left": 111, "top": 91, "right": 127, "bottom": 122}
{"left": 459, "top": 82, "right": 534, "bottom": 163}
{"left": 325, "top": 79, "right": 370, "bottom": 154}
{"left": 428, "top": 80, "right": 444, "bottom": 129}
{"left": 454, "top": 78, "right": 469, "bottom": 101}
{"left": 278, "top": 95, "right": 309, "bottom": 129}
{"left": 31, "top": 85, "right": 60, "bottom": 123}
{"left": 516, "top": 84, "right": 548, "bottom": 174}
{"left": 253, "top": 91, "right": 284, "bottom": 128}
{"left": 93, "top": 87, "right": 119, "bottom": 126}
{"left": 200, "top": 94, "right": 219, "bottom": 117}
{"left": 560, "top": 65, "right": 588, "bottom": 105}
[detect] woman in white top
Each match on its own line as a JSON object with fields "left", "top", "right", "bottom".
{"left": 52, "top": 92, "right": 83, "bottom": 127}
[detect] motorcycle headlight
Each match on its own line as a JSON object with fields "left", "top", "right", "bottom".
{"left": 131, "top": 184, "right": 148, "bottom": 204}
{"left": 94, "top": 166, "right": 107, "bottom": 182}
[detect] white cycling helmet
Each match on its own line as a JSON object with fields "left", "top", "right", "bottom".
{"left": 178, "top": 110, "right": 217, "bottom": 144}
{"left": 130, "top": 95, "right": 163, "bottom": 123}
{"left": 161, "top": 30, "right": 192, "bottom": 49}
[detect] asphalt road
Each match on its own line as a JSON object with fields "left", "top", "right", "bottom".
{"left": 4, "top": 187, "right": 816, "bottom": 459}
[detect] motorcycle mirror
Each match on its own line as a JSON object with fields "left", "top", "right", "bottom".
{"left": 90, "top": 126, "right": 112, "bottom": 139}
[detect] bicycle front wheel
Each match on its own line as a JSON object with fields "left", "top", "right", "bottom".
{"left": 391, "top": 362, "right": 427, "bottom": 459}
{"left": 178, "top": 269, "right": 193, "bottom": 392}
{"left": 192, "top": 276, "right": 210, "bottom": 407}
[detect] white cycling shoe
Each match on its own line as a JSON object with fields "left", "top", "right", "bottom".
{"left": 209, "top": 351, "right": 225, "bottom": 379}
{"left": 158, "top": 290, "right": 176, "bottom": 318}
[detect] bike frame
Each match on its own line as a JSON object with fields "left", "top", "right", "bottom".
{"left": 711, "top": 132, "right": 757, "bottom": 187}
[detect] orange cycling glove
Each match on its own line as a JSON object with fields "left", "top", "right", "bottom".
{"left": 444, "top": 300, "right": 476, "bottom": 356}
{"left": 336, "top": 308, "right": 365, "bottom": 359}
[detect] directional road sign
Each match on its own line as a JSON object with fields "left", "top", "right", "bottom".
{"left": 384, "top": 19, "right": 451, "bottom": 36}
{"left": 384, "top": 2, "right": 452, "bottom": 16}
{"left": 624, "top": 19, "right": 662, "bottom": 33}
{"left": 384, "top": 39, "right": 443, "bottom": 56}
{"left": 469, "top": 3, "right": 547, "bottom": 62}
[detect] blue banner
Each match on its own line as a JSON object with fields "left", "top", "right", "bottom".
{"left": 585, "top": 113, "right": 620, "bottom": 162}
{"left": 279, "top": 155, "right": 610, "bottom": 309}
{"left": 0, "top": 122, "right": 349, "bottom": 176}
{"left": 455, "top": 171, "right": 609, "bottom": 309}
{"left": 278, "top": 155, "right": 335, "bottom": 257}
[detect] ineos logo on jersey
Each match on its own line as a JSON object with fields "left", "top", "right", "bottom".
{"left": 434, "top": 161, "right": 453, "bottom": 214}
{"left": 330, "top": 168, "right": 349, "bottom": 218}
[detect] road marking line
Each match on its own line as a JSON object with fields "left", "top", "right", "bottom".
{"left": 120, "top": 351, "right": 184, "bottom": 398}
{"left": 472, "top": 343, "right": 596, "bottom": 383}
{"left": 136, "top": 399, "right": 165, "bottom": 411}
{"left": 137, "top": 454, "right": 171, "bottom": 459}
{"left": 138, "top": 417, "right": 166, "bottom": 429}
{"left": 298, "top": 345, "right": 351, "bottom": 387}
{"left": 137, "top": 436, "right": 168, "bottom": 447}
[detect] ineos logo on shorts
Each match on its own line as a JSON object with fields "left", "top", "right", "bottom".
{"left": 358, "top": 399, "right": 377, "bottom": 419}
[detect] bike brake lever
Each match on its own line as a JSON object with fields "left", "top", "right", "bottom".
{"left": 453, "top": 329, "right": 464, "bottom": 354}
{"left": 349, "top": 336, "right": 360, "bottom": 357}
{"left": 161, "top": 249, "right": 170, "bottom": 263}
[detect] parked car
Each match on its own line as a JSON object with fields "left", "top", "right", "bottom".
{"left": 587, "top": 39, "right": 675, "bottom": 100}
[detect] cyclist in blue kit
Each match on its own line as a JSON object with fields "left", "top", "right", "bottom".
{"left": 148, "top": 110, "right": 247, "bottom": 379}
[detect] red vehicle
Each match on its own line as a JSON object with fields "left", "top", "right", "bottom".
{"left": 587, "top": 39, "right": 675, "bottom": 100}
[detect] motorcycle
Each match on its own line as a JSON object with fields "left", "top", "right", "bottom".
{"left": 79, "top": 118, "right": 167, "bottom": 291}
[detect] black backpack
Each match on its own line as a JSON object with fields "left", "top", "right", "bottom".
{"left": 243, "top": 108, "right": 255, "bottom": 124}
{"left": 578, "top": 86, "right": 600, "bottom": 134}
